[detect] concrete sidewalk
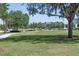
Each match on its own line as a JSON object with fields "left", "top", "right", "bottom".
{"left": 0, "top": 33, "right": 13, "bottom": 39}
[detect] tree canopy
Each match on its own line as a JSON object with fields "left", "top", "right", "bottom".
{"left": 8, "top": 10, "right": 29, "bottom": 30}
{"left": 0, "top": 3, "right": 29, "bottom": 32}
{"left": 26, "top": 3, "right": 79, "bottom": 39}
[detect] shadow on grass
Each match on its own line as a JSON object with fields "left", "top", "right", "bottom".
{"left": 0, "top": 35, "right": 79, "bottom": 44}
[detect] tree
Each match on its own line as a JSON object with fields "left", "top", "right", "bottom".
{"left": 9, "top": 10, "right": 29, "bottom": 30}
{"left": 29, "top": 22, "right": 64, "bottom": 30}
{"left": 0, "top": 3, "right": 9, "bottom": 32}
{"left": 29, "top": 22, "right": 38, "bottom": 29}
{"left": 21, "top": 13, "right": 29, "bottom": 29}
{"left": 26, "top": 3, "right": 79, "bottom": 39}
{"left": 8, "top": 10, "right": 29, "bottom": 30}
{"left": 59, "top": 22, "right": 64, "bottom": 28}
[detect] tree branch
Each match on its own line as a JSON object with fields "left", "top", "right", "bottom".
{"left": 46, "top": 14, "right": 67, "bottom": 18}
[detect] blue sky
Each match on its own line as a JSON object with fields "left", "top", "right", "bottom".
{"left": 0, "top": 3, "right": 68, "bottom": 24}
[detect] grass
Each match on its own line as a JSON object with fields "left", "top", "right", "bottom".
{"left": 0, "top": 30, "right": 79, "bottom": 56}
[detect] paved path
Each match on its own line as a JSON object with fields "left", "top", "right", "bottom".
{"left": 0, "top": 33, "right": 13, "bottom": 39}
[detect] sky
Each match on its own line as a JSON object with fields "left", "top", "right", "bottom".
{"left": 0, "top": 3, "right": 68, "bottom": 24}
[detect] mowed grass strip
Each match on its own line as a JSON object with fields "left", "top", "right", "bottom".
{"left": 0, "top": 30, "right": 79, "bottom": 56}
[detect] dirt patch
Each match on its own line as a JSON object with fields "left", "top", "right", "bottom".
{"left": 0, "top": 47, "right": 5, "bottom": 54}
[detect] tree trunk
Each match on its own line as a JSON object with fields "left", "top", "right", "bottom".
{"left": 3, "top": 19, "right": 8, "bottom": 33}
{"left": 68, "top": 20, "right": 73, "bottom": 39}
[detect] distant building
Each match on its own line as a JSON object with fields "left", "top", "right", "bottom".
{"left": 73, "top": 19, "right": 79, "bottom": 29}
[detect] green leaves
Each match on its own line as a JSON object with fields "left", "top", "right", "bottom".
{"left": 0, "top": 3, "right": 9, "bottom": 19}
{"left": 27, "top": 3, "right": 79, "bottom": 19}
{"left": 8, "top": 10, "right": 29, "bottom": 29}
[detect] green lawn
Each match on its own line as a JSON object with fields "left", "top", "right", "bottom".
{"left": 0, "top": 30, "right": 79, "bottom": 56}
